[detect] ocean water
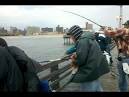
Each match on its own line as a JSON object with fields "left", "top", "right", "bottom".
{"left": 2, "top": 36, "right": 73, "bottom": 62}
{"left": 2, "top": 36, "right": 74, "bottom": 87}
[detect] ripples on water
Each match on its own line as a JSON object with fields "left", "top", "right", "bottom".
{"left": 2, "top": 36, "right": 72, "bottom": 62}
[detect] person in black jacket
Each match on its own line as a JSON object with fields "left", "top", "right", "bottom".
{"left": 68, "top": 25, "right": 110, "bottom": 92}
{"left": 0, "top": 38, "right": 40, "bottom": 92}
{"left": 0, "top": 46, "right": 23, "bottom": 91}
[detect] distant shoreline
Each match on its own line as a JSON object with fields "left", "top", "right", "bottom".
{"left": 0, "top": 34, "right": 64, "bottom": 39}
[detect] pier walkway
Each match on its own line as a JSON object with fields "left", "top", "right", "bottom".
{"left": 35, "top": 42, "right": 129, "bottom": 92}
{"left": 60, "top": 46, "right": 119, "bottom": 92}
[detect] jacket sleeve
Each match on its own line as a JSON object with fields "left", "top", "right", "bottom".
{"left": 66, "top": 45, "right": 76, "bottom": 55}
{"left": 75, "top": 38, "right": 90, "bottom": 66}
{"left": 9, "top": 46, "right": 28, "bottom": 65}
{"left": 25, "top": 59, "right": 40, "bottom": 92}
{"left": 5, "top": 49, "right": 23, "bottom": 91}
{"left": 0, "top": 48, "right": 9, "bottom": 81}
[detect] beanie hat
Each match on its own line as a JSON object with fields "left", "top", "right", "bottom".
{"left": 68, "top": 25, "right": 83, "bottom": 41}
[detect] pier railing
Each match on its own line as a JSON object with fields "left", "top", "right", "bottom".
{"left": 35, "top": 41, "right": 116, "bottom": 92}
{"left": 35, "top": 55, "right": 72, "bottom": 91}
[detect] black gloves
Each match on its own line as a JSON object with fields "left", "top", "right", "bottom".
{"left": 117, "top": 56, "right": 122, "bottom": 61}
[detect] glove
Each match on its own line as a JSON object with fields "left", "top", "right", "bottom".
{"left": 117, "top": 56, "right": 122, "bottom": 61}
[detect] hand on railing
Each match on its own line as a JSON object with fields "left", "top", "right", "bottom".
{"left": 70, "top": 52, "right": 77, "bottom": 62}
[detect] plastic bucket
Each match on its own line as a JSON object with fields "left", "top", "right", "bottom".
{"left": 40, "top": 80, "right": 51, "bottom": 92}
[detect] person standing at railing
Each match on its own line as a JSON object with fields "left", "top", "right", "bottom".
{"left": 0, "top": 38, "right": 41, "bottom": 92}
{"left": 95, "top": 31, "right": 113, "bottom": 65}
{"left": 0, "top": 46, "right": 23, "bottom": 91}
{"left": 104, "top": 20, "right": 129, "bottom": 92}
{"left": 67, "top": 25, "right": 110, "bottom": 92}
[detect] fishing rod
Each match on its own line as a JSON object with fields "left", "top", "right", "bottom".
{"left": 63, "top": 10, "right": 104, "bottom": 28}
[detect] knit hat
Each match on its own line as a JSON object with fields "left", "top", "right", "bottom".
{"left": 68, "top": 25, "right": 83, "bottom": 41}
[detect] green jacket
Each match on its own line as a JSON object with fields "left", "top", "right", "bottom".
{"left": 71, "top": 32, "right": 110, "bottom": 83}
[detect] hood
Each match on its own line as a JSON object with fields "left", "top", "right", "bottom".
{"left": 79, "top": 31, "right": 95, "bottom": 40}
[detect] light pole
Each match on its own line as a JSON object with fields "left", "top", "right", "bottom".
{"left": 119, "top": 5, "right": 123, "bottom": 28}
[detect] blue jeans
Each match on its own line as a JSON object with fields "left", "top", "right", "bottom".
{"left": 80, "top": 79, "right": 103, "bottom": 92}
{"left": 117, "top": 59, "right": 129, "bottom": 92}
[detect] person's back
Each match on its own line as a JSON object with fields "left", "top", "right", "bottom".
{"left": 67, "top": 25, "right": 110, "bottom": 92}
{"left": 7, "top": 46, "right": 41, "bottom": 92}
{"left": 71, "top": 32, "right": 110, "bottom": 82}
{"left": 95, "top": 33, "right": 108, "bottom": 52}
{"left": 0, "top": 38, "right": 40, "bottom": 92}
{"left": 0, "top": 46, "right": 23, "bottom": 91}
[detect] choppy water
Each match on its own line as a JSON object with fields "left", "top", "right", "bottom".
{"left": 1, "top": 36, "right": 72, "bottom": 62}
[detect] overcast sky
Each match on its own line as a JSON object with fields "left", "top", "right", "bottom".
{"left": 0, "top": 5, "right": 129, "bottom": 30}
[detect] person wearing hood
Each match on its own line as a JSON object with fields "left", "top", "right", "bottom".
{"left": 68, "top": 25, "right": 110, "bottom": 92}
{"left": 0, "top": 46, "right": 23, "bottom": 91}
{"left": 0, "top": 38, "right": 41, "bottom": 92}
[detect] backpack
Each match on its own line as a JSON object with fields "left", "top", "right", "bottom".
{"left": 96, "top": 34, "right": 108, "bottom": 52}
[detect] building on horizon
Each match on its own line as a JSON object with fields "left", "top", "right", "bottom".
{"left": 9, "top": 27, "right": 27, "bottom": 36}
{"left": 0, "top": 27, "right": 7, "bottom": 33}
{"left": 56, "top": 25, "right": 64, "bottom": 34}
{"left": 26, "top": 26, "right": 40, "bottom": 35}
{"left": 64, "top": 28, "right": 69, "bottom": 34}
{"left": 41, "top": 27, "right": 53, "bottom": 33}
{"left": 85, "top": 22, "right": 93, "bottom": 30}
{"left": 10, "top": 27, "right": 18, "bottom": 34}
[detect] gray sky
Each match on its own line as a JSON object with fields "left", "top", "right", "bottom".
{"left": 0, "top": 5, "right": 129, "bottom": 30}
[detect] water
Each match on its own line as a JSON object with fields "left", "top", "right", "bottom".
{"left": 1, "top": 35, "right": 73, "bottom": 62}
{"left": 1, "top": 35, "right": 74, "bottom": 89}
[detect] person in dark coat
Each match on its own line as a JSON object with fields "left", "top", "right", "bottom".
{"left": 68, "top": 25, "right": 110, "bottom": 92}
{"left": 0, "top": 46, "right": 23, "bottom": 91}
{"left": 0, "top": 38, "right": 40, "bottom": 92}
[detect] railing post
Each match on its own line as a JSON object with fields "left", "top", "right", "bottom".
{"left": 50, "top": 62, "right": 60, "bottom": 90}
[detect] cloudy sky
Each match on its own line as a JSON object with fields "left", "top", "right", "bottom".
{"left": 0, "top": 5, "right": 129, "bottom": 30}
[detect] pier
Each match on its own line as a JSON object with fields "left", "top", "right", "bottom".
{"left": 33, "top": 41, "right": 124, "bottom": 92}
{"left": 63, "top": 34, "right": 73, "bottom": 45}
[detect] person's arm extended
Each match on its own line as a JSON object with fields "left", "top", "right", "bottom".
{"left": 5, "top": 49, "right": 23, "bottom": 91}
{"left": 65, "top": 45, "right": 76, "bottom": 55}
{"left": 104, "top": 28, "right": 126, "bottom": 38}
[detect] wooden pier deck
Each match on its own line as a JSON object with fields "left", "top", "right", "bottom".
{"left": 60, "top": 46, "right": 121, "bottom": 92}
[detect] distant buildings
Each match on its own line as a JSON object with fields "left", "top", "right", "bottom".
{"left": 10, "top": 27, "right": 18, "bottom": 34}
{"left": 9, "top": 27, "right": 27, "bottom": 35}
{"left": 64, "top": 28, "right": 69, "bottom": 34}
{"left": 0, "top": 27, "right": 7, "bottom": 33}
{"left": 0, "top": 25, "right": 68, "bottom": 36}
{"left": 41, "top": 27, "right": 53, "bottom": 33}
{"left": 56, "top": 25, "right": 64, "bottom": 34}
{"left": 18, "top": 29, "right": 27, "bottom": 36}
{"left": 85, "top": 22, "right": 93, "bottom": 30}
{"left": 26, "top": 26, "right": 40, "bottom": 35}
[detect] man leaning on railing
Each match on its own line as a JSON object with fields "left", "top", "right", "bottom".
{"left": 66, "top": 25, "right": 110, "bottom": 92}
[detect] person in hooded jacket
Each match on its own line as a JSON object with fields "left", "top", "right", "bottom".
{"left": 0, "top": 38, "right": 41, "bottom": 92}
{"left": 0, "top": 46, "right": 23, "bottom": 91}
{"left": 68, "top": 25, "right": 110, "bottom": 92}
